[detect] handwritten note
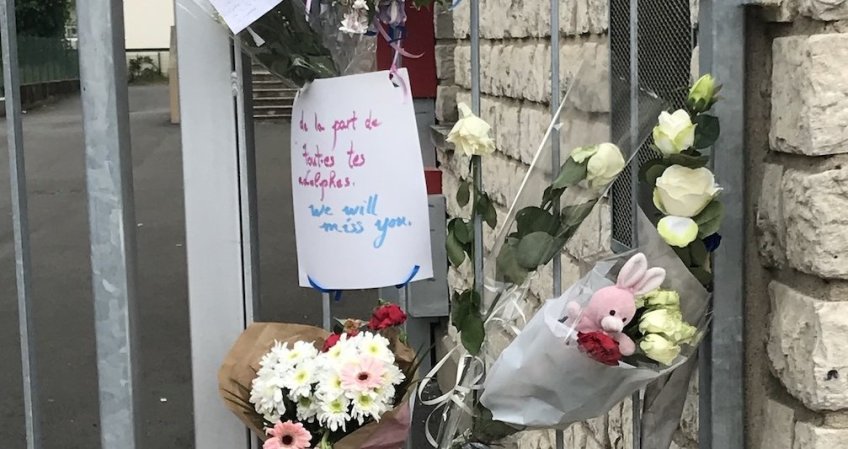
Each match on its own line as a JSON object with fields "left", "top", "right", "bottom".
{"left": 208, "top": 0, "right": 283, "bottom": 34}
{"left": 291, "top": 70, "right": 434, "bottom": 290}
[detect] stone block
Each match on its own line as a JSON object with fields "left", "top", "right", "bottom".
{"left": 434, "top": 2, "right": 456, "bottom": 39}
{"left": 758, "top": 397, "right": 796, "bottom": 449}
{"left": 756, "top": 163, "right": 786, "bottom": 268}
{"left": 782, "top": 166, "right": 848, "bottom": 279}
{"left": 800, "top": 0, "right": 848, "bottom": 20}
{"left": 793, "top": 421, "right": 848, "bottom": 449}
{"left": 455, "top": 43, "right": 471, "bottom": 88}
{"left": 560, "top": 39, "right": 610, "bottom": 113}
{"left": 435, "top": 43, "right": 456, "bottom": 82}
{"left": 565, "top": 200, "right": 612, "bottom": 261}
{"left": 481, "top": 151, "right": 530, "bottom": 206}
{"left": 436, "top": 85, "right": 460, "bottom": 123}
{"left": 442, "top": 169, "right": 472, "bottom": 218}
{"left": 560, "top": 0, "right": 609, "bottom": 36}
{"left": 747, "top": 0, "right": 799, "bottom": 21}
{"left": 771, "top": 34, "right": 848, "bottom": 156}
{"left": 767, "top": 281, "right": 848, "bottom": 410}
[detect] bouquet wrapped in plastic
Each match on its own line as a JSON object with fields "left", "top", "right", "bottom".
{"left": 219, "top": 303, "right": 420, "bottom": 449}
{"left": 480, "top": 212, "right": 710, "bottom": 429}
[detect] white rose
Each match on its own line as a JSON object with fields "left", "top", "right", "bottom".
{"left": 657, "top": 216, "right": 699, "bottom": 247}
{"left": 447, "top": 103, "right": 496, "bottom": 157}
{"left": 652, "top": 110, "right": 696, "bottom": 156}
{"left": 640, "top": 334, "right": 681, "bottom": 366}
{"left": 641, "top": 289, "right": 680, "bottom": 308}
{"left": 638, "top": 308, "right": 684, "bottom": 337}
{"left": 585, "top": 143, "right": 626, "bottom": 190}
{"left": 653, "top": 165, "right": 721, "bottom": 218}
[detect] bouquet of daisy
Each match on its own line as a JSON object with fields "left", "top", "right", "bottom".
{"left": 219, "top": 303, "right": 417, "bottom": 449}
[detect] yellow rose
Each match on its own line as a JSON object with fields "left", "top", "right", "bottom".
{"left": 653, "top": 165, "right": 721, "bottom": 218}
{"left": 639, "top": 308, "right": 684, "bottom": 336}
{"left": 641, "top": 289, "right": 680, "bottom": 308}
{"left": 447, "top": 103, "right": 496, "bottom": 157}
{"left": 657, "top": 216, "right": 699, "bottom": 247}
{"left": 640, "top": 334, "right": 681, "bottom": 366}
{"left": 652, "top": 109, "right": 696, "bottom": 156}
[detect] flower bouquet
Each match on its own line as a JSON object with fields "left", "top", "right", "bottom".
{"left": 219, "top": 303, "right": 419, "bottom": 449}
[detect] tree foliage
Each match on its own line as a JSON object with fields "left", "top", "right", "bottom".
{"left": 16, "top": 0, "right": 70, "bottom": 38}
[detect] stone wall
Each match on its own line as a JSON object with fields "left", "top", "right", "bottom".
{"left": 747, "top": 2, "right": 848, "bottom": 449}
{"left": 432, "top": 1, "right": 698, "bottom": 448}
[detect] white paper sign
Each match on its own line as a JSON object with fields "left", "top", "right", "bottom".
{"left": 290, "top": 70, "right": 434, "bottom": 290}
{"left": 208, "top": 0, "right": 283, "bottom": 34}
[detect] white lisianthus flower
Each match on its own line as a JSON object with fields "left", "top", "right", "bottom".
{"left": 446, "top": 103, "right": 496, "bottom": 157}
{"left": 652, "top": 110, "right": 696, "bottom": 156}
{"left": 640, "top": 334, "right": 681, "bottom": 366}
{"left": 639, "top": 308, "right": 685, "bottom": 337}
{"left": 356, "top": 332, "right": 395, "bottom": 364}
{"left": 657, "top": 216, "right": 699, "bottom": 247}
{"left": 318, "top": 395, "right": 351, "bottom": 432}
{"left": 653, "top": 165, "right": 721, "bottom": 217}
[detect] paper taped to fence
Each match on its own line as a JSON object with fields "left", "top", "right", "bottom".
{"left": 208, "top": 0, "right": 282, "bottom": 33}
{"left": 290, "top": 69, "right": 433, "bottom": 290}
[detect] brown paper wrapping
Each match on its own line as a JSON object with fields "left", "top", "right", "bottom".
{"left": 218, "top": 322, "right": 416, "bottom": 449}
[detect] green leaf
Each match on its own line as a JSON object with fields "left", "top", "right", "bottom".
{"left": 673, "top": 246, "right": 692, "bottom": 267}
{"left": 557, "top": 201, "right": 597, "bottom": 240}
{"left": 552, "top": 158, "right": 588, "bottom": 189}
{"left": 516, "top": 207, "right": 559, "bottom": 237}
{"left": 689, "top": 266, "right": 713, "bottom": 286}
{"left": 495, "top": 239, "right": 529, "bottom": 284}
{"left": 446, "top": 231, "right": 466, "bottom": 267}
{"left": 460, "top": 314, "right": 485, "bottom": 355}
{"left": 541, "top": 186, "right": 566, "bottom": 210}
{"left": 666, "top": 153, "right": 710, "bottom": 169}
{"left": 693, "top": 114, "right": 720, "bottom": 149}
{"left": 484, "top": 198, "right": 498, "bottom": 229}
{"left": 516, "top": 232, "right": 555, "bottom": 270}
{"left": 457, "top": 181, "right": 470, "bottom": 207}
{"left": 689, "top": 238, "right": 709, "bottom": 268}
{"left": 694, "top": 200, "right": 724, "bottom": 237}
{"left": 454, "top": 219, "right": 473, "bottom": 245}
{"left": 472, "top": 405, "right": 523, "bottom": 442}
{"left": 450, "top": 291, "right": 467, "bottom": 329}
{"left": 640, "top": 162, "right": 669, "bottom": 187}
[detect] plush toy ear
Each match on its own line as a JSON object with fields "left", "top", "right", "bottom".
{"left": 617, "top": 253, "right": 647, "bottom": 290}
{"left": 634, "top": 267, "right": 666, "bottom": 295}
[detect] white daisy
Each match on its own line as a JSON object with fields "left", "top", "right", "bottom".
{"left": 284, "top": 360, "right": 317, "bottom": 400}
{"left": 316, "top": 370, "right": 345, "bottom": 399}
{"left": 259, "top": 341, "right": 289, "bottom": 370}
{"left": 356, "top": 332, "right": 395, "bottom": 364}
{"left": 296, "top": 395, "right": 321, "bottom": 423}
{"left": 249, "top": 371, "right": 286, "bottom": 421}
{"left": 381, "top": 362, "right": 405, "bottom": 387}
{"left": 318, "top": 395, "right": 351, "bottom": 432}
{"left": 284, "top": 340, "right": 319, "bottom": 366}
{"left": 350, "top": 391, "right": 384, "bottom": 423}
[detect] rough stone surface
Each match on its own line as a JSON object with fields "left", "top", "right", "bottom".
{"left": 793, "top": 421, "right": 848, "bottom": 449}
{"left": 757, "top": 163, "right": 787, "bottom": 268}
{"left": 750, "top": 0, "right": 800, "bottom": 21}
{"left": 782, "top": 166, "right": 848, "bottom": 279}
{"left": 434, "top": 2, "right": 456, "bottom": 39}
{"left": 435, "top": 85, "right": 460, "bottom": 122}
{"left": 435, "top": 43, "right": 456, "bottom": 82}
{"left": 767, "top": 281, "right": 848, "bottom": 410}
{"left": 770, "top": 34, "right": 848, "bottom": 156}
{"left": 758, "top": 397, "right": 796, "bottom": 449}
{"left": 800, "top": 0, "right": 848, "bottom": 20}
{"left": 679, "top": 372, "right": 700, "bottom": 443}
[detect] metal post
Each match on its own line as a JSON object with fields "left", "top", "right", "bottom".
{"left": 0, "top": 1, "right": 40, "bottom": 448}
{"left": 322, "top": 293, "right": 332, "bottom": 330}
{"left": 698, "top": 1, "right": 745, "bottom": 449}
{"left": 77, "top": 1, "right": 140, "bottom": 448}
{"left": 470, "top": 0, "right": 483, "bottom": 298}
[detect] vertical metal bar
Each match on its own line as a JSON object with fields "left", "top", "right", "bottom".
{"left": 698, "top": 1, "right": 745, "bottom": 449}
{"left": 322, "top": 293, "right": 332, "bottom": 330}
{"left": 470, "top": 0, "right": 483, "bottom": 297}
{"left": 628, "top": 1, "right": 643, "bottom": 448}
{"left": 76, "top": 0, "right": 140, "bottom": 448}
{"left": 233, "top": 42, "right": 260, "bottom": 323}
{"left": 0, "top": 2, "right": 40, "bottom": 448}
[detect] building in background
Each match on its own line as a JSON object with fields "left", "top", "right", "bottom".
{"left": 123, "top": 0, "right": 175, "bottom": 78}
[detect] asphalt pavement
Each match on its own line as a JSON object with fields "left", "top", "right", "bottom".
{"left": 0, "top": 84, "right": 374, "bottom": 449}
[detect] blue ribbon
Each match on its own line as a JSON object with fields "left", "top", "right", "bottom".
{"left": 395, "top": 264, "right": 421, "bottom": 289}
{"left": 307, "top": 276, "right": 343, "bottom": 301}
{"left": 449, "top": 0, "right": 463, "bottom": 10}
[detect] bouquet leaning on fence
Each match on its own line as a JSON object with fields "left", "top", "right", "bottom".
{"left": 219, "top": 303, "right": 420, "bottom": 449}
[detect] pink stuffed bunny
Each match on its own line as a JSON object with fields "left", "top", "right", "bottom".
{"left": 563, "top": 253, "right": 666, "bottom": 356}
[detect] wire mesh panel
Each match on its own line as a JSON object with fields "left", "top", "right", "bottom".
{"left": 609, "top": 0, "right": 695, "bottom": 249}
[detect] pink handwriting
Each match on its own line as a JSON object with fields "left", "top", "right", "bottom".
{"left": 314, "top": 113, "right": 325, "bottom": 132}
{"left": 365, "top": 110, "right": 381, "bottom": 130}
{"left": 299, "top": 111, "right": 308, "bottom": 132}
{"left": 346, "top": 142, "right": 366, "bottom": 168}
{"left": 297, "top": 170, "right": 353, "bottom": 201}
{"left": 302, "top": 144, "right": 335, "bottom": 168}
{"left": 331, "top": 111, "right": 358, "bottom": 150}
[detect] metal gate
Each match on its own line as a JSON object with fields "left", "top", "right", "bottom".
{"left": 1, "top": 0, "right": 745, "bottom": 449}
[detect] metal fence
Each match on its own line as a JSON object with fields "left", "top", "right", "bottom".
{"left": 0, "top": 35, "right": 79, "bottom": 93}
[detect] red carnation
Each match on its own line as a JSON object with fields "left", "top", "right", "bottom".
{"left": 368, "top": 303, "right": 407, "bottom": 330}
{"left": 577, "top": 331, "right": 622, "bottom": 366}
{"left": 322, "top": 333, "right": 342, "bottom": 352}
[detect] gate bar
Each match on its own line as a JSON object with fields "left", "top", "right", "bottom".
{"left": 698, "top": 1, "right": 746, "bottom": 448}
{"left": 77, "top": 0, "right": 141, "bottom": 447}
{"left": 0, "top": 1, "right": 41, "bottom": 448}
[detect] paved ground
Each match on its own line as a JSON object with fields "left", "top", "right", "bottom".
{"left": 0, "top": 84, "right": 375, "bottom": 449}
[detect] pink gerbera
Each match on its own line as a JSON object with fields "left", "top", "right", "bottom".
{"left": 340, "top": 356, "right": 385, "bottom": 392}
{"left": 264, "top": 420, "right": 312, "bottom": 449}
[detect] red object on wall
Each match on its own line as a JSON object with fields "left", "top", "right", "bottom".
{"left": 376, "top": 2, "right": 438, "bottom": 98}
